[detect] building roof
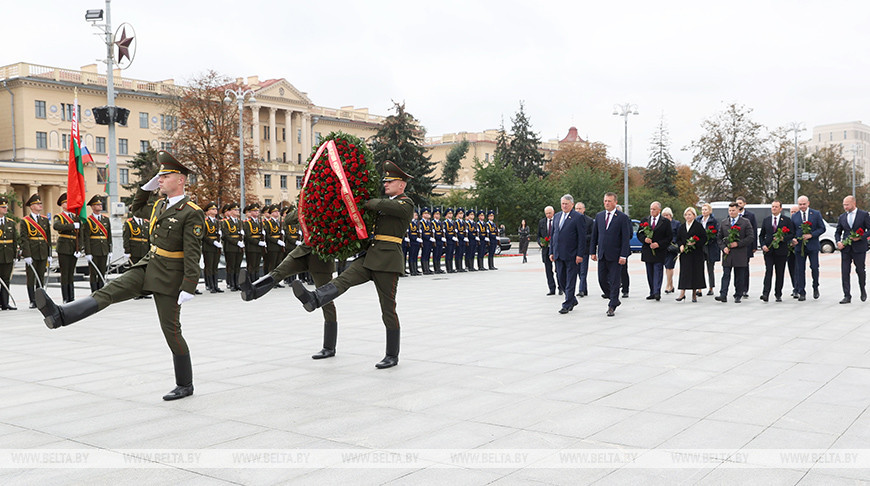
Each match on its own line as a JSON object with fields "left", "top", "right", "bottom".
{"left": 559, "top": 127, "right": 585, "bottom": 144}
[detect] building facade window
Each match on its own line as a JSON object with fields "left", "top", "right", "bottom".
{"left": 296, "top": 176, "right": 303, "bottom": 189}
{"left": 297, "top": 153, "right": 301, "bottom": 164}
{"left": 35, "top": 100, "right": 46, "bottom": 119}
{"left": 120, "top": 168, "right": 129, "bottom": 185}
{"left": 95, "top": 136, "right": 107, "bottom": 153}
{"left": 160, "top": 114, "right": 177, "bottom": 131}
{"left": 314, "top": 132, "right": 321, "bottom": 144}
{"left": 36, "top": 131, "right": 47, "bottom": 149}
{"left": 62, "top": 134, "right": 70, "bottom": 150}
{"left": 282, "top": 128, "right": 286, "bottom": 141}
{"left": 118, "top": 138, "right": 128, "bottom": 155}
{"left": 264, "top": 125, "right": 270, "bottom": 140}
{"left": 160, "top": 142, "right": 173, "bottom": 151}
{"left": 139, "top": 112, "right": 149, "bottom": 128}
{"left": 97, "top": 167, "right": 108, "bottom": 184}
{"left": 297, "top": 129, "right": 302, "bottom": 143}
{"left": 61, "top": 104, "right": 81, "bottom": 122}
{"left": 266, "top": 151, "right": 271, "bottom": 161}
{"left": 280, "top": 175, "right": 287, "bottom": 189}
{"left": 140, "top": 140, "right": 150, "bottom": 153}
{"left": 264, "top": 174, "right": 272, "bottom": 188}
{"left": 264, "top": 198, "right": 272, "bottom": 206}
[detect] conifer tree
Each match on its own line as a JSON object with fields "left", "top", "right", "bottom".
{"left": 371, "top": 102, "right": 437, "bottom": 203}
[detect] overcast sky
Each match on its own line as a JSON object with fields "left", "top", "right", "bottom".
{"left": 4, "top": 1, "right": 868, "bottom": 166}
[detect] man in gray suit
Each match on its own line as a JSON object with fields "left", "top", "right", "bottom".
{"left": 715, "top": 202, "right": 755, "bottom": 303}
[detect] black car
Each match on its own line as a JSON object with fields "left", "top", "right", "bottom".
{"left": 496, "top": 236, "right": 511, "bottom": 254}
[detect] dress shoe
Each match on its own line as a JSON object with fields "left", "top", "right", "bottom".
{"left": 696, "top": 291, "right": 703, "bottom": 297}
{"left": 792, "top": 292, "right": 799, "bottom": 299}
{"left": 654, "top": 294, "right": 661, "bottom": 301}
{"left": 664, "top": 288, "right": 674, "bottom": 294}
{"left": 601, "top": 293, "right": 608, "bottom": 299}
{"left": 840, "top": 297, "right": 851, "bottom": 304}
{"left": 862, "top": 290, "right": 868, "bottom": 302}
{"left": 606, "top": 307, "right": 615, "bottom": 317}
{"left": 675, "top": 295, "right": 686, "bottom": 302}
{"left": 813, "top": 289, "right": 820, "bottom": 299}
{"left": 734, "top": 296, "right": 742, "bottom": 303}
{"left": 798, "top": 294, "right": 806, "bottom": 301}
{"left": 714, "top": 295, "right": 727, "bottom": 302}
{"left": 760, "top": 294, "right": 768, "bottom": 302}
{"left": 707, "top": 289, "right": 714, "bottom": 296}
{"left": 375, "top": 356, "right": 398, "bottom": 369}
{"left": 2, "top": 305, "right": 16, "bottom": 311}
{"left": 29, "top": 302, "right": 36, "bottom": 309}
{"left": 558, "top": 308, "right": 570, "bottom": 314}
{"left": 194, "top": 289, "right": 202, "bottom": 295}
{"left": 691, "top": 296, "right": 697, "bottom": 303}
{"left": 274, "top": 283, "right": 285, "bottom": 288}
{"left": 742, "top": 293, "right": 749, "bottom": 298}
{"left": 312, "top": 348, "right": 336, "bottom": 359}
{"left": 162, "top": 385, "right": 194, "bottom": 401}
{"left": 646, "top": 295, "right": 656, "bottom": 300}
{"left": 775, "top": 297, "right": 782, "bottom": 302}
{"left": 622, "top": 292, "right": 629, "bottom": 298}
{"left": 558, "top": 290, "right": 563, "bottom": 295}
{"left": 546, "top": 291, "right": 556, "bottom": 296}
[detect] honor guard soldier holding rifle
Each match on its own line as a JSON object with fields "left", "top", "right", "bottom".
{"left": 443, "top": 208, "right": 457, "bottom": 273}
{"left": 486, "top": 210, "right": 499, "bottom": 270}
{"left": 83, "top": 195, "right": 112, "bottom": 292}
{"left": 0, "top": 196, "right": 18, "bottom": 310}
{"left": 221, "top": 203, "right": 245, "bottom": 291}
{"left": 201, "top": 202, "right": 224, "bottom": 293}
{"left": 20, "top": 194, "right": 51, "bottom": 308}
{"left": 432, "top": 208, "right": 445, "bottom": 274}
{"left": 36, "top": 151, "right": 205, "bottom": 401}
{"left": 290, "top": 161, "right": 414, "bottom": 369}
{"left": 263, "top": 205, "right": 286, "bottom": 284}
{"left": 123, "top": 209, "right": 151, "bottom": 300}
{"left": 53, "top": 193, "right": 82, "bottom": 303}
{"left": 244, "top": 203, "right": 266, "bottom": 279}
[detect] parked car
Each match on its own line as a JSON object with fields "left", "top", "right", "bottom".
{"left": 496, "top": 236, "right": 511, "bottom": 254}
{"left": 710, "top": 202, "right": 838, "bottom": 253}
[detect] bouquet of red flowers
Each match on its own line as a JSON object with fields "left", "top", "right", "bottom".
{"left": 682, "top": 235, "right": 701, "bottom": 254}
{"left": 639, "top": 221, "right": 655, "bottom": 255}
{"left": 770, "top": 226, "right": 790, "bottom": 250}
{"left": 538, "top": 236, "right": 550, "bottom": 248}
{"left": 706, "top": 225, "right": 717, "bottom": 242}
{"left": 723, "top": 225, "right": 741, "bottom": 263}
{"left": 842, "top": 227, "right": 866, "bottom": 247}
{"left": 799, "top": 220, "right": 812, "bottom": 256}
{"left": 298, "top": 131, "right": 379, "bottom": 261}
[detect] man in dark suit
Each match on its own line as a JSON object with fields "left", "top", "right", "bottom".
{"left": 715, "top": 202, "right": 754, "bottom": 303}
{"left": 787, "top": 204, "right": 800, "bottom": 297}
{"left": 736, "top": 196, "right": 757, "bottom": 297}
{"left": 791, "top": 195, "right": 825, "bottom": 301}
{"left": 590, "top": 192, "right": 631, "bottom": 317}
{"left": 638, "top": 201, "right": 672, "bottom": 301}
{"left": 574, "top": 202, "right": 594, "bottom": 297}
{"left": 835, "top": 195, "right": 870, "bottom": 303}
{"left": 759, "top": 200, "right": 795, "bottom": 302}
{"left": 550, "top": 195, "right": 586, "bottom": 314}
{"left": 538, "top": 206, "right": 557, "bottom": 295}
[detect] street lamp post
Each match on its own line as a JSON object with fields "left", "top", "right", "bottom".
{"left": 849, "top": 143, "right": 864, "bottom": 197}
{"left": 223, "top": 89, "right": 256, "bottom": 210}
{"left": 612, "top": 103, "right": 639, "bottom": 217}
{"left": 86, "top": 0, "right": 118, "bottom": 208}
{"left": 787, "top": 122, "right": 805, "bottom": 204}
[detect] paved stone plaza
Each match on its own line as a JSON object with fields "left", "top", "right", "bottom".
{"left": 1, "top": 249, "right": 870, "bottom": 485}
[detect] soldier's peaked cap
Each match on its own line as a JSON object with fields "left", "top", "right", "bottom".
{"left": 156, "top": 151, "right": 192, "bottom": 176}
{"left": 382, "top": 161, "right": 412, "bottom": 182}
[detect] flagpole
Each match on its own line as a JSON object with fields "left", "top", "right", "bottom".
{"left": 105, "top": 0, "right": 118, "bottom": 211}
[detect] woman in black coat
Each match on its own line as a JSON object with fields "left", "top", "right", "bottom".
{"left": 675, "top": 206, "right": 707, "bottom": 302}
{"left": 518, "top": 220, "right": 530, "bottom": 263}
{"left": 699, "top": 203, "right": 720, "bottom": 296}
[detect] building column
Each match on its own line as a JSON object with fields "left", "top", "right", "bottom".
{"left": 250, "top": 105, "right": 261, "bottom": 160}
{"left": 301, "top": 113, "right": 311, "bottom": 157}
{"left": 269, "top": 107, "right": 278, "bottom": 163}
{"left": 285, "top": 109, "right": 294, "bottom": 164}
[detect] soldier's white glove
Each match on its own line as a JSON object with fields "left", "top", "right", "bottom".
{"left": 430, "top": 237, "right": 436, "bottom": 243}
{"left": 85, "top": 254, "right": 93, "bottom": 262}
{"left": 452, "top": 237, "right": 458, "bottom": 242}
{"left": 108, "top": 252, "right": 113, "bottom": 260}
{"left": 475, "top": 237, "right": 480, "bottom": 241}
{"left": 281, "top": 230, "right": 285, "bottom": 236}
{"left": 142, "top": 174, "right": 160, "bottom": 191}
{"left": 47, "top": 256, "right": 53, "bottom": 265}
{"left": 237, "top": 241, "right": 245, "bottom": 248}
{"left": 213, "top": 241, "right": 222, "bottom": 248}
{"left": 277, "top": 240, "right": 286, "bottom": 247}
{"left": 295, "top": 240, "right": 303, "bottom": 246}
{"left": 24, "top": 257, "right": 33, "bottom": 265}
{"left": 240, "top": 229, "right": 245, "bottom": 236}
{"left": 416, "top": 238, "right": 423, "bottom": 243}
{"left": 464, "top": 237, "right": 469, "bottom": 242}
{"left": 124, "top": 253, "right": 131, "bottom": 259}
{"left": 177, "top": 290, "right": 194, "bottom": 305}
{"left": 258, "top": 241, "right": 266, "bottom": 247}
{"left": 404, "top": 237, "right": 409, "bottom": 242}
{"left": 73, "top": 222, "right": 80, "bottom": 229}
{"left": 74, "top": 251, "right": 83, "bottom": 258}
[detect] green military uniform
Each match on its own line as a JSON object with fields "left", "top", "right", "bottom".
{"left": 36, "top": 151, "right": 205, "bottom": 401}
{"left": 291, "top": 161, "right": 414, "bottom": 369}
{"left": 123, "top": 215, "right": 151, "bottom": 264}
{"left": 83, "top": 195, "right": 112, "bottom": 292}
{"left": 20, "top": 194, "right": 51, "bottom": 307}
{"left": 220, "top": 203, "right": 244, "bottom": 291}
{"left": 53, "top": 193, "right": 82, "bottom": 303}
{"left": 201, "top": 202, "right": 223, "bottom": 293}
{"left": 243, "top": 204, "right": 265, "bottom": 279}
{"left": 0, "top": 196, "right": 18, "bottom": 310}
{"left": 263, "top": 206, "right": 285, "bottom": 277}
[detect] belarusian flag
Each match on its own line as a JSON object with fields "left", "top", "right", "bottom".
{"left": 67, "top": 93, "right": 87, "bottom": 224}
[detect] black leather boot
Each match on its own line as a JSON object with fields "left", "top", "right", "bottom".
{"left": 213, "top": 275, "right": 224, "bottom": 293}
{"left": 240, "top": 270, "right": 275, "bottom": 301}
{"left": 67, "top": 283, "right": 76, "bottom": 303}
{"left": 0, "top": 285, "right": 15, "bottom": 310}
{"left": 291, "top": 280, "right": 340, "bottom": 312}
{"left": 163, "top": 353, "right": 194, "bottom": 401}
{"left": 36, "top": 290, "right": 100, "bottom": 329}
{"left": 27, "top": 287, "right": 36, "bottom": 308}
{"left": 60, "top": 283, "right": 70, "bottom": 304}
{"left": 488, "top": 254, "right": 497, "bottom": 270}
{"left": 312, "top": 321, "right": 337, "bottom": 359}
{"left": 375, "top": 329, "right": 400, "bottom": 369}
{"left": 478, "top": 255, "right": 487, "bottom": 270}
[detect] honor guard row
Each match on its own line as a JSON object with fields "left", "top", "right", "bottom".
{"left": 403, "top": 207, "right": 500, "bottom": 276}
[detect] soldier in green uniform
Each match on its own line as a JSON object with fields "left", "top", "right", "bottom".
{"left": 221, "top": 202, "right": 245, "bottom": 291}
{"left": 290, "top": 161, "right": 414, "bottom": 369}
{"left": 243, "top": 203, "right": 265, "bottom": 279}
{"left": 36, "top": 151, "right": 205, "bottom": 401}
{"left": 83, "top": 195, "right": 112, "bottom": 292}
{"left": 201, "top": 202, "right": 223, "bottom": 293}
{"left": 282, "top": 206, "right": 302, "bottom": 284}
{"left": 262, "top": 205, "right": 286, "bottom": 286}
{"left": 0, "top": 196, "right": 18, "bottom": 310}
{"left": 53, "top": 193, "right": 82, "bottom": 303}
{"left": 123, "top": 210, "right": 151, "bottom": 300}
{"left": 20, "top": 194, "right": 51, "bottom": 308}
{"left": 240, "top": 207, "right": 339, "bottom": 359}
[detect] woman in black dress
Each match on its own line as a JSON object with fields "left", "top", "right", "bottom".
{"left": 675, "top": 206, "right": 707, "bottom": 302}
{"left": 518, "top": 220, "right": 530, "bottom": 263}
{"left": 699, "top": 203, "right": 719, "bottom": 296}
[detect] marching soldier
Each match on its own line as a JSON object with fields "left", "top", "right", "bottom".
{"left": 36, "top": 151, "right": 205, "bottom": 401}
{"left": 432, "top": 208, "right": 445, "bottom": 274}
{"left": 123, "top": 210, "right": 151, "bottom": 299}
{"left": 419, "top": 207, "right": 434, "bottom": 275}
{"left": 0, "top": 196, "right": 18, "bottom": 310}
{"left": 53, "top": 193, "right": 82, "bottom": 303}
{"left": 465, "top": 209, "right": 478, "bottom": 271}
{"left": 282, "top": 206, "right": 303, "bottom": 284}
{"left": 454, "top": 208, "right": 466, "bottom": 272}
{"left": 443, "top": 208, "right": 456, "bottom": 273}
{"left": 201, "top": 202, "right": 223, "bottom": 293}
{"left": 240, "top": 208, "right": 339, "bottom": 359}
{"left": 83, "top": 195, "right": 112, "bottom": 292}
{"left": 243, "top": 203, "right": 266, "bottom": 279}
{"left": 290, "top": 161, "right": 414, "bottom": 369}
{"left": 407, "top": 211, "right": 421, "bottom": 276}
{"left": 221, "top": 202, "right": 245, "bottom": 291}
{"left": 20, "top": 194, "right": 51, "bottom": 308}
{"left": 263, "top": 205, "right": 286, "bottom": 285}
{"left": 476, "top": 210, "right": 489, "bottom": 271}
{"left": 487, "top": 210, "right": 499, "bottom": 270}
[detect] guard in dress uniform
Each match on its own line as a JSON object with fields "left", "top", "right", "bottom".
{"left": 486, "top": 210, "right": 499, "bottom": 270}
{"left": 0, "top": 196, "right": 18, "bottom": 310}
{"left": 263, "top": 205, "right": 286, "bottom": 286}
{"left": 282, "top": 206, "right": 302, "bottom": 284}
{"left": 53, "top": 193, "right": 82, "bottom": 303}
{"left": 432, "top": 208, "right": 445, "bottom": 274}
{"left": 83, "top": 195, "right": 112, "bottom": 292}
{"left": 419, "top": 207, "right": 434, "bottom": 275}
{"left": 36, "top": 151, "right": 205, "bottom": 401}
{"left": 243, "top": 203, "right": 265, "bottom": 279}
{"left": 291, "top": 161, "right": 414, "bottom": 369}
{"left": 407, "top": 212, "right": 421, "bottom": 276}
{"left": 201, "top": 202, "right": 224, "bottom": 293}
{"left": 465, "top": 210, "right": 478, "bottom": 271}
{"left": 20, "top": 194, "right": 51, "bottom": 308}
{"left": 442, "top": 208, "right": 456, "bottom": 273}
{"left": 123, "top": 209, "right": 151, "bottom": 299}
{"left": 454, "top": 208, "right": 466, "bottom": 272}
{"left": 221, "top": 202, "right": 245, "bottom": 291}
{"left": 476, "top": 210, "right": 489, "bottom": 271}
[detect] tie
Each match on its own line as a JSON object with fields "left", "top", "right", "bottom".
{"left": 605, "top": 212, "right": 611, "bottom": 229}
{"left": 651, "top": 217, "right": 656, "bottom": 229}
{"left": 773, "top": 216, "right": 777, "bottom": 229}
{"left": 548, "top": 219, "right": 552, "bottom": 238}
{"left": 731, "top": 218, "right": 736, "bottom": 226}
{"left": 849, "top": 212, "right": 855, "bottom": 227}
{"left": 803, "top": 211, "right": 807, "bottom": 223}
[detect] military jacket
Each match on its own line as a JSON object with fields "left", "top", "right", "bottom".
{"left": 486, "top": 221, "right": 498, "bottom": 239}
{"left": 433, "top": 219, "right": 443, "bottom": 242}
{"left": 363, "top": 194, "right": 414, "bottom": 273}
{"left": 0, "top": 216, "right": 18, "bottom": 264}
{"left": 221, "top": 217, "right": 244, "bottom": 254}
{"left": 455, "top": 219, "right": 467, "bottom": 238}
{"left": 202, "top": 216, "right": 222, "bottom": 253}
{"left": 468, "top": 219, "right": 480, "bottom": 238}
{"left": 53, "top": 212, "right": 81, "bottom": 255}
{"left": 19, "top": 213, "right": 51, "bottom": 260}
{"left": 123, "top": 216, "right": 151, "bottom": 259}
{"left": 243, "top": 218, "right": 263, "bottom": 251}
{"left": 419, "top": 219, "right": 433, "bottom": 238}
{"left": 264, "top": 217, "right": 284, "bottom": 251}
{"left": 131, "top": 188, "right": 204, "bottom": 295}
{"left": 408, "top": 220, "right": 420, "bottom": 240}
{"left": 83, "top": 213, "right": 112, "bottom": 256}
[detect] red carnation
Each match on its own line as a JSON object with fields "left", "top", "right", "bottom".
{"left": 859, "top": 228, "right": 865, "bottom": 236}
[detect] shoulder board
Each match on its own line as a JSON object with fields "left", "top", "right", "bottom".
{"left": 186, "top": 201, "right": 202, "bottom": 211}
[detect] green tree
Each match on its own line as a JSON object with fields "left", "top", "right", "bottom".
{"left": 502, "top": 102, "right": 545, "bottom": 182}
{"left": 371, "top": 102, "right": 437, "bottom": 205}
{"left": 441, "top": 139, "right": 469, "bottom": 185}
{"left": 121, "top": 147, "right": 160, "bottom": 207}
{"left": 802, "top": 145, "right": 852, "bottom": 220}
{"left": 645, "top": 117, "right": 678, "bottom": 197}
{"left": 553, "top": 164, "right": 620, "bottom": 215}
{"left": 493, "top": 118, "right": 510, "bottom": 165}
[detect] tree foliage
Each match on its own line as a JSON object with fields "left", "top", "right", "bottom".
{"left": 645, "top": 117, "right": 678, "bottom": 197}
{"left": 441, "top": 139, "right": 469, "bottom": 185}
{"left": 371, "top": 102, "right": 437, "bottom": 205}
{"left": 801, "top": 145, "right": 852, "bottom": 220}
{"left": 500, "top": 102, "right": 546, "bottom": 182}
{"left": 546, "top": 142, "right": 621, "bottom": 180}
{"left": 121, "top": 147, "right": 160, "bottom": 207}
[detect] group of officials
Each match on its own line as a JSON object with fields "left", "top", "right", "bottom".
{"left": 539, "top": 191, "right": 870, "bottom": 316}
{"left": 403, "top": 207, "right": 500, "bottom": 275}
